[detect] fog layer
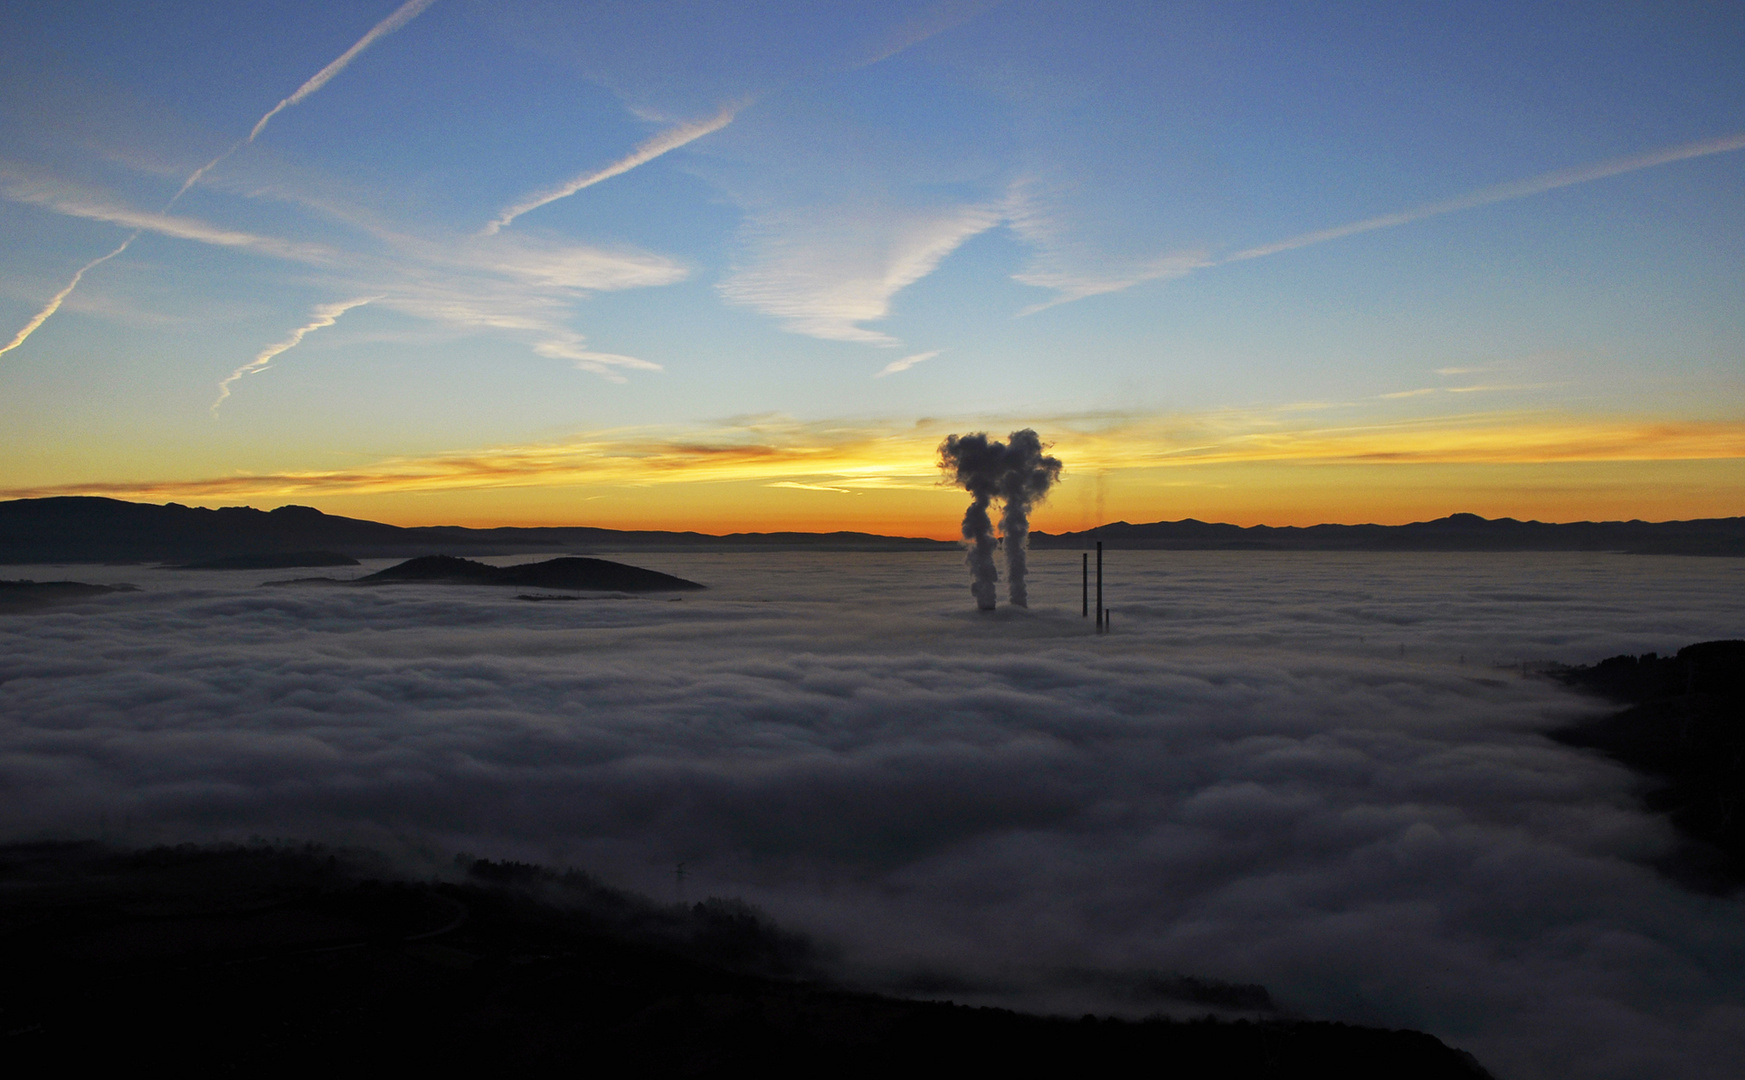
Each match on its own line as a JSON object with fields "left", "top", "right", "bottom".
{"left": 3, "top": 551, "right": 1743, "bottom": 1078}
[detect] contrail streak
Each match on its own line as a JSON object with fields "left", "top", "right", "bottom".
{"left": 1, "top": 0, "right": 436, "bottom": 360}
{"left": 1224, "top": 131, "right": 1745, "bottom": 263}
{"left": 249, "top": 0, "right": 439, "bottom": 141}
{"left": 182, "top": 0, "right": 440, "bottom": 200}
{"left": 0, "top": 235, "right": 136, "bottom": 359}
{"left": 484, "top": 105, "right": 739, "bottom": 235}
{"left": 212, "top": 296, "right": 378, "bottom": 412}
{"left": 1019, "top": 130, "right": 1745, "bottom": 314}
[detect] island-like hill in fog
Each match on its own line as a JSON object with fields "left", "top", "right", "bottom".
{"left": 2, "top": 496, "right": 1742, "bottom": 563}
{"left": 361, "top": 555, "right": 703, "bottom": 592}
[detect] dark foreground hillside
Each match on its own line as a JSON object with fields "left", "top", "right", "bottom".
{"left": 1551, "top": 640, "right": 1745, "bottom": 889}
{"left": 0, "top": 843, "right": 1489, "bottom": 1077}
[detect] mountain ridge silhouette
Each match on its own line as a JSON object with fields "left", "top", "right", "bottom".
{"left": 3, "top": 495, "right": 1741, "bottom": 563}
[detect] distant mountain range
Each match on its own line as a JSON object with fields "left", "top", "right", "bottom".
{"left": 1, "top": 496, "right": 1740, "bottom": 563}
{"left": 0, "top": 496, "right": 954, "bottom": 563}
{"left": 1032, "top": 512, "right": 1745, "bottom": 555}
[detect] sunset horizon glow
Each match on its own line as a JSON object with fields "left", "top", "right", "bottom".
{"left": 2, "top": 2, "right": 1739, "bottom": 534}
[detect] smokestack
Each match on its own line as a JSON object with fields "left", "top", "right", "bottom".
{"left": 1082, "top": 553, "right": 1088, "bottom": 617}
{"left": 1096, "top": 541, "right": 1103, "bottom": 632}
{"left": 939, "top": 430, "right": 1063, "bottom": 611}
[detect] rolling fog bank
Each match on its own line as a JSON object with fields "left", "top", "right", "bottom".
{"left": 2, "top": 550, "right": 1742, "bottom": 1078}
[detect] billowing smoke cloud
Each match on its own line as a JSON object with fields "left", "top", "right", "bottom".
{"left": 995, "top": 430, "right": 1062, "bottom": 607}
{"left": 939, "top": 429, "right": 1062, "bottom": 609}
{"left": 938, "top": 433, "right": 1003, "bottom": 609}
{"left": 0, "top": 0, "right": 436, "bottom": 359}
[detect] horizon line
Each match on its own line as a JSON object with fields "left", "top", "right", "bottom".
{"left": 1, "top": 492, "right": 1738, "bottom": 538}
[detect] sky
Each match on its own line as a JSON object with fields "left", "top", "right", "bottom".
{"left": 1, "top": 0, "right": 1742, "bottom": 535}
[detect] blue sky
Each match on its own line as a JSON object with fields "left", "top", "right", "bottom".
{"left": 1, "top": 1, "right": 1741, "bottom": 531}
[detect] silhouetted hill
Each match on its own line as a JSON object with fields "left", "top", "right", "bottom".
{"left": 0, "top": 578, "right": 136, "bottom": 612}
{"left": 0, "top": 842, "right": 1492, "bottom": 1077}
{"left": 361, "top": 555, "right": 705, "bottom": 592}
{"left": 1551, "top": 641, "right": 1745, "bottom": 890}
{"left": 0, "top": 498, "right": 410, "bottom": 563}
{"left": 1033, "top": 512, "right": 1745, "bottom": 555}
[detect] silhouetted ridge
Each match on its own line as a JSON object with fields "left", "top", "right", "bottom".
{"left": 5, "top": 497, "right": 1739, "bottom": 562}
{"left": 0, "top": 496, "right": 954, "bottom": 563}
{"left": 1032, "top": 513, "right": 1745, "bottom": 554}
{"left": 362, "top": 554, "right": 704, "bottom": 592}
{"left": 0, "top": 842, "right": 1493, "bottom": 1076}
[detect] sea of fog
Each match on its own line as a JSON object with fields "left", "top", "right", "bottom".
{"left": 3, "top": 549, "right": 1744, "bottom": 1078}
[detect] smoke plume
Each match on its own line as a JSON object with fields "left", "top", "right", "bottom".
{"left": 939, "top": 429, "right": 1062, "bottom": 609}
{"left": 996, "top": 430, "right": 1063, "bottom": 606}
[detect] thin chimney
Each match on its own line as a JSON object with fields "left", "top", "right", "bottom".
{"left": 1096, "top": 541, "right": 1103, "bottom": 632}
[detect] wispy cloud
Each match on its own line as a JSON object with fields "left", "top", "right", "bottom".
{"left": 3, "top": 162, "right": 684, "bottom": 388}
{"left": 212, "top": 297, "right": 379, "bottom": 412}
{"left": 848, "top": 0, "right": 1001, "bottom": 69}
{"left": 248, "top": 0, "right": 439, "bottom": 142}
{"left": 0, "top": 0, "right": 437, "bottom": 359}
{"left": 1377, "top": 381, "right": 1550, "bottom": 400}
{"left": 531, "top": 335, "right": 663, "bottom": 380}
{"left": 1051, "top": 409, "right": 1745, "bottom": 469}
{"left": 1001, "top": 177, "right": 1210, "bottom": 315}
{"left": 1013, "top": 253, "right": 1208, "bottom": 316}
{"left": 721, "top": 202, "right": 1000, "bottom": 344}
{"left": 484, "top": 104, "right": 739, "bottom": 235}
{"left": 874, "top": 350, "right": 939, "bottom": 377}
{"left": 0, "top": 171, "right": 337, "bottom": 264}
{"left": 184, "top": 0, "right": 438, "bottom": 198}
{"left": 1223, "top": 131, "right": 1745, "bottom": 264}
{"left": 768, "top": 480, "right": 858, "bottom": 493}
{"left": 0, "top": 235, "right": 134, "bottom": 360}
{"left": 1019, "top": 132, "right": 1745, "bottom": 312}
{"left": 0, "top": 416, "right": 947, "bottom": 502}
{"left": 8, "top": 409, "right": 1743, "bottom": 505}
